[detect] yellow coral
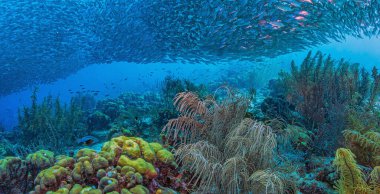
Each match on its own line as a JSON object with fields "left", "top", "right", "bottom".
{"left": 122, "top": 139, "right": 141, "bottom": 158}
{"left": 30, "top": 136, "right": 178, "bottom": 193}
{"left": 72, "top": 157, "right": 95, "bottom": 182}
{"left": 55, "top": 155, "right": 75, "bottom": 168}
{"left": 92, "top": 156, "right": 109, "bottom": 170}
{"left": 334, "top": 148, "right": 380, "bottom": 194}
{"left": 76, "top": 148, "right": 97, "bottom": 159}
{"left": 69, "top": 184, "right": 83, "bottom": 194}
{"left": 133, "top": 137, "right": 156, "bottom": 162}
{"left": 129, "top": 185, "right": 149, "bottom": 194}
{"left": 118, "top": 155, "right": 157, "bottom": 179}
{"left": 34, "top": 165, "right": 70, "bottom": 192}
{"left": 99, "top": 177, "right": 118, "bottom": 193}
{"left": 98, "top": 151, "right": 115, "bottom": 164}
{"left": 149, "top": 142, "right": 164, "bottom": 152}
{"left": 108, "top": 137, "right": 155, "bottom": 160}
{"left": 77, "top": 187, "right": 102, "bottom": 194}
{"left": 46, "top": 188, "right": 69, "bottom": 194}
{"left": 121, "top": 189, "right": 132, "bottom": 194}
{"left": 121, "top": 165, "right": 136, "bottom": 174}
{"left": 156, "top": 149, "right": 176, "bottom": 166}
{"left": 102, "top": 136, "right": 176, "bottom": 166}
{"left": 26, "top": 150, "right": 55, "bottom": 170}
{"left": 343, "top": 129, "right": 380, "bottom": 166}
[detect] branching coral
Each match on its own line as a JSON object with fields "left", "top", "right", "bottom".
{"left": 333, "top": 148, "right": 380, "bottom": 194}
{"left": 17, "top": 88, "right": 89, "bottom": 153}
{"left": 163, "top": 89, "right": 286, "bottom": 193}
{"left": 278, "top": 51, "right": 371, "bottom": 128}
{"left": 274, "top": 51, "right": 380, "bottom": 155}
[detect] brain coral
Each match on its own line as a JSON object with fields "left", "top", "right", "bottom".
{"left": 28, "top": 136, "right": 185, "bottom": 194}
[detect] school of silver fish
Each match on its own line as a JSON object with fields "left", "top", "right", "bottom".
{"left": 0, "top": 0, "right": 379, "bottom": 95}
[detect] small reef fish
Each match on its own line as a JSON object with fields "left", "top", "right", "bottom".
{"left": 77, "top": 136, "right": 99, "bottom": 146}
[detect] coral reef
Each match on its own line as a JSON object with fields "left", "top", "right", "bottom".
{"left": 1, "top": 52, "right": 380, "bottom": 193}
{"left": 86, "top": 77, "right": 207, "bottom": 143}
{"left": 26, "top": 150, "right": 55, "bottom": 180}
{"left": 29, "top": 136, "right": 184, "bottom": 194}
{"left": 0, "top": 157, "right": 29, "bottom": 193}
{"left": 0, "top": 136, "right": 184, "bottom": 194}
{"left": 163, "top": 89, "right": 287, "bottom": 193}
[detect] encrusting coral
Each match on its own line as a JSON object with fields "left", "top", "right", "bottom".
{"left": 29, "top": 136, "right": 183, "bottom": 194}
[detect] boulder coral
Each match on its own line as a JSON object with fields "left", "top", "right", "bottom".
{"left": 0, "top": 150, "right": 57, "bottom": 193}
{"left": 26, "top": 150, "right": 55, "bottom": 179}
{"left": 0, "top": 157, "right": 29, "bottom": 193}
{"left": 28, "top": 136, "right": 185, "bottom": 194}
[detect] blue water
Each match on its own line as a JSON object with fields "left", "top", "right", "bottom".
{"left": 1, "top": 36, "right": 380, "bottom": 130}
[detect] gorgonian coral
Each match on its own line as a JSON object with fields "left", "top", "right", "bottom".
{"left": 163, "top": 89, "right": 286, "bottom": 193}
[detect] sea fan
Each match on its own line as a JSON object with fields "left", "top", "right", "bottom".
{"left": 163, "top": 90, "right": 285, "bottom": 193}
{"left": 248, "top": 169, "right": 284, "bottom": 194}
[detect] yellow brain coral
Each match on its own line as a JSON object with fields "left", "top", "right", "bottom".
{"left": 26, "top": 150, "right": 55, "bottom": 170}
{"left": 30, "top": 136, "right": 179, "bottom": 194}
{"left": 102, "top": 136, "right": 176, "bottom": 165}
{"left": 157, "top": 149, "right": 176, "bottom": 166}
{"left": 118, "top": 155, "right": 158, "bottom": 179}
{"left": 122, "top": 139, "right": 141, "bottom": 158}
{"left": 34, "top": 165, "right": 70, "bottom": 193}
